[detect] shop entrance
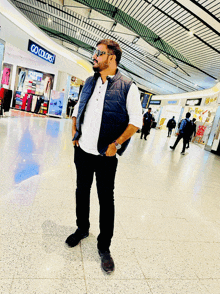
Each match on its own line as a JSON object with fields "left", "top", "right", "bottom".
{"left": 13, "top": 66, "right": 54, "bottom": 115}
{"left": 183, "top": 101, "right": 218, "bottom": 147}
{"left": 66, "top": 76, "right": 84, "bottom": 118}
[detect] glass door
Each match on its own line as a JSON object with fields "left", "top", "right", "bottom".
{"left": 0, "top": 39, "right": 5, "bottom": 83}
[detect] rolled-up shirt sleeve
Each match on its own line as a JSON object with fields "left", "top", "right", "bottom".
{"left": 126, "top": 83, "right": 143, "bottom": 129}
{"left": 72, "top": 100, "right": 79, "bottom": 117}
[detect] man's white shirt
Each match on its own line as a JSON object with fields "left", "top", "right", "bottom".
{"left": 73, "top": 76, "right": 142, "bottom": 155}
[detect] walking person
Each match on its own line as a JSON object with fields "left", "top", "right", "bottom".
{"left": 140, "top": 108, "right": 153, "bottom": 140}
{"left": 186, "top": 118, "right": 197, "bottom": 148}
{"left": 65, "top": 39, "right": 142, "bottom": 274}
{"left": 170, "top": 112, "right": 192, "bottom": 155}
{"left": 166, "top": 116, "right": 176, "bottom": 137}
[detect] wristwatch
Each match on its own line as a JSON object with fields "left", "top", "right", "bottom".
{"left": 114, "top": 141, "right": 121, "bottom": 150}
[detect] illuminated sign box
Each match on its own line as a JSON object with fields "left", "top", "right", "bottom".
{"left": 28, "top": 40, "right": 56, "bottom": 64}
{"left": 168, "top": 100, "right": 178, "bottom": 104}
{"left": 185, "top": 98, "right": 202, "bottom": 106}
{"left": 150, "top": 100, "right": 161, "bottom": 105}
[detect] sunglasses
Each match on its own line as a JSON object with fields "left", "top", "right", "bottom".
{"left": 93, "top": 49, "right": 112, "bottom": 57}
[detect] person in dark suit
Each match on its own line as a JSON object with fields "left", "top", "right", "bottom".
{"left": 166, "top": 116, "right": 176, "bottom": 137}
{"left": 140, "top": 108, "right": 153, "bottom": 140}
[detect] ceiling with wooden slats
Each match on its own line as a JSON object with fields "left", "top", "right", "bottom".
{"left": 10, "top": 0, "right": 220, "bottom": 95}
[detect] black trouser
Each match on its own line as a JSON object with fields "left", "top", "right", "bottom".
{"left": 172, "top": 133, "right": 188, "bottom": 153}
{"left": 140, "top": 124, "right": 150, "bottom": 139}
{"left": 74, "top": 146, "right": 118, "bottom": 252}
{"left": 168, "top": 128, "right": 172, "bottom": 137}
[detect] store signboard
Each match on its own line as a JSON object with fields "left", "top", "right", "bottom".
{"left": 150, "top": 100, "right": 161, "bottom": 105}
{"left": 185, "top": 98, "right": 202, "bottom": 106}
{"left": 167, "top": 100, "right": 178, "bottom": 105}
{"left": 205, "top": 96, "right": 217, "bottom": 105}
{"left": 28, "top": 40, "right": 56, "bottom": 64}
{"left": 48, "top": 90, "right": 64, "bottom": 117}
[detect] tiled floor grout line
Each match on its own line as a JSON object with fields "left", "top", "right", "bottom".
{"left": 80, "top": 242, "right": 89, "bottom": 294}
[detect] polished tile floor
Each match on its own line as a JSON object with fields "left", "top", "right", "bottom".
{"left": 1, "top": 110, "right": 220, "bottom": 293}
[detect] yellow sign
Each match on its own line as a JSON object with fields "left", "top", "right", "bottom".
{"left": 205, "top": 96, "right": 217, "bottom": 105}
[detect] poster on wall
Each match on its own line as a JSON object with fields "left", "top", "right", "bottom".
{"left": 48, "top": 90, "right": 64, "bottom": 117}
{"left": 1, "top": 63, "right": 13, "bottom": 89}
{"left": 196, "top": 125, "right": 206, "bottom": 137}
{"left": 69, "top": 86, "right": 80, "bottom": 100}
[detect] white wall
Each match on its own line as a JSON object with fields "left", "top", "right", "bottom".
{"left": 153, "top": 84, "right": 220, "bottom": 104}
{"left": 0, "top": 11, "right": 93, "bottom": 86}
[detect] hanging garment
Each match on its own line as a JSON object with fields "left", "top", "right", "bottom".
{"left": 17, "top": 71, "right": 26, "bottom": 91}
{"left": 0, "top": 88, "right": 5, "bottom": 114}
{"left": 31, "top": 96, "right": 38, "bottom": 112}
{"left": 1, "top": 68, "right": 11, "bottom": 86}
{"left": 21, "top": 94, "right": 28, "bottom": 110}
{"left": 2, "top": 89, "right": 12, "bottom": 112}
{"left": 0, "top": 87, "right": 6, "bottom": 99}
{"left": 26, "top": 95, "right": 33, "bottom": 112}
{"left": 43, "top": 77, "right": 51, "bottom": 99}
{"left": 35, "top": 97, "right": 44, "bottom": 113}
{"left": 0, "top": 99, "right": 3, "bottom": 115}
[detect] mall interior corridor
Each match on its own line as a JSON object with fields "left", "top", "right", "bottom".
{"left": 1, "top": 111, "right": 220, "bottom": 294}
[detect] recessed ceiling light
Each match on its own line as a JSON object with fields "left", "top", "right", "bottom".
{"left": 76, "top": 31, "right": 80, "bottom": 36}
{"left": 48, "top": 18, "right": 52, "bottom": 23}
{"left": 188, "top": 31, "right": 194, "bottom": 36}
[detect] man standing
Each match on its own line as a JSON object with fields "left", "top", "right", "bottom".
{"left": 166, "top": 116, "right": 176, "bottom": 137}
{"left": 170, "top": 112, "right": 191, "bottom": 155}
{"left": 65, "top": 39, "right": 142, "bottom": 274}
{"left": 140, "top": 108, "right": 153, "bottom": 140}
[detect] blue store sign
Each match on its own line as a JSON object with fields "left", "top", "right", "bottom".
{"left": 150, "top": 100, "right": 161, "bottom": 105}
{"left": 28, "top": 40, "right": 56, "bottom": 64}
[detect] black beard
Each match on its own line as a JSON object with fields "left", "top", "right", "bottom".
{"left": 93, "top": 66, "right": 100, "bottom": 72}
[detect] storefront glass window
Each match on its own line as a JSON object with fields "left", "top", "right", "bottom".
{"left": 0, "top": 41, "right": 5, "bottom": 83}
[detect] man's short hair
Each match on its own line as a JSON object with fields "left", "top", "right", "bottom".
{"left": 192, "top": 118, "right": 196, "bottom": 122}
{"left": 148, "top": 107, "right": 152, "bottom": 110}
{"left": 186, "top": 112, "right": 191, "bottom": 118}
{"left": 97, "top": 39, "right": 122, "bottom": 65}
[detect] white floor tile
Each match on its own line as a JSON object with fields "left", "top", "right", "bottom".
{"left": 1, "top": 113, "right": 220, "bottom": 293}
{"left": 10, "top": 279, "right": 87, "bottom": 294}
{"left": 148, "top": 279, "right": 211, "bottom": 294}
{"left": 86, "top": 279, "right": 151, "bottom": 294}
{"left": 0, "top": 279, "right": 12, "bottom": 293}
{"left": 14, "top": 234, "right": 84, "bottom": 279}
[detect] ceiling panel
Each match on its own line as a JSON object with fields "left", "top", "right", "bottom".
{"left": 10, "top": 0, "right": 220, "bottom": 95}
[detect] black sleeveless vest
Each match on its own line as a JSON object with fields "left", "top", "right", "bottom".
{"left": 73, "top": 70, "right": 133, "bottom": 156}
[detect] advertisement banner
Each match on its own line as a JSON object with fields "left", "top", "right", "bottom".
{"left": 196, "top": 125, "right": 206, "bottom": 137}
{"left": 48, "top": 90, "right": 64, "bottom": 117}
{"left": 142, "top": 93, "right": 152, "bottom": 108}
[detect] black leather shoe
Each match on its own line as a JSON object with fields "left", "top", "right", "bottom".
{"left": 65, "top": 229, "right": 89, "bottom": 247}
{"left": 98, "top": 250, "right": 115, "bottom": 274}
